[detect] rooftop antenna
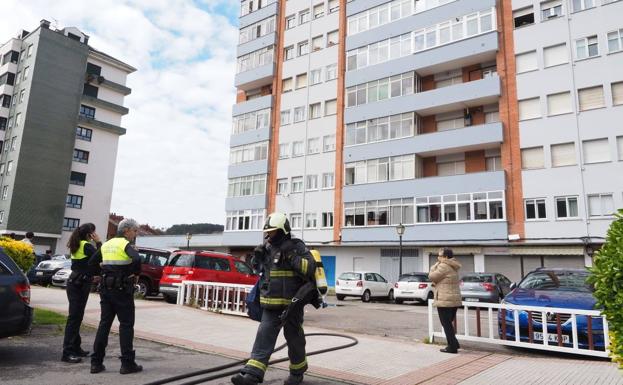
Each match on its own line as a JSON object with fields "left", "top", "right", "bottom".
{"left": 51, "top": 18, "right": 59, "bottom": 30}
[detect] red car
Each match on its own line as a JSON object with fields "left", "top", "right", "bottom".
{"left": 136, "top": 247, "right": 172, "bottom": 297}
{"left": 159, "top": 251, "right": 258, "bottom": 303}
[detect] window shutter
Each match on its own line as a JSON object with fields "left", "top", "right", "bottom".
{"left": 583, "top": 138, "right": 610, "bottom": 164}
{"left": 521, "top": 147, "right": 544, "bottom": 169}
{"left": 612, "top": 82, "right": 623, "bottom": 105}
{"left": 547, "top": 92, "right": 572, "bottom": 115}
{"left": 519, "top": 98, "right": 541, "bottom": 120}
{"left": 543, "top": 44, "right": 567, "bottom": 67}
{"left": 578, "top": 86, "right": 605, "bottom": 111}
{"left": 551, "top": 142, "right": 576, "bottom": 167}
{"left": 516, "top": 51, "right": 538, "bottom": 73}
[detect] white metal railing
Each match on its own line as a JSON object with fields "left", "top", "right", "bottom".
{"left": 427, "top": 300, "right": 610, "bottom": 358}
{"left": 175, "top": 281, "right": 254, "bottom": 317}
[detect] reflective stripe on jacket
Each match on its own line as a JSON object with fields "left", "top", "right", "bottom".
{"left": 101, "top": 237, "right": 131, "bottom": 266}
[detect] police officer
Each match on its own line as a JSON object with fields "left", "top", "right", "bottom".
{"left": 88, "top": 218, "right": 142, "bottom": 375}
{"left": 61, "top": 223, "right": 101, "bottom": 363}
{"left": 231, "top": 212, "right": 316, "bottom": 385}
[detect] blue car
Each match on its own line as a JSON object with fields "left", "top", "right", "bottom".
{"left": 498, "top": 268, "right": 605, "bottom": 351}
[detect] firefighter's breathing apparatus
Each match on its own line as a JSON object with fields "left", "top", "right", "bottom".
{"left": 145, "top": 249, "right": 357, "bottom": 385}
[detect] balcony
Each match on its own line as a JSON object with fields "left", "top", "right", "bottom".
{"left": 344, "top": 75, "right": 501, "bottom": 123}
{"left": 227, "top": 159, "right": 269, "bottom": 179}
{"left": 237, "top": 32, "right": 277, "bottom": 57}
{"left": 232, "top": 94, "right": 273, "bottom": 117}
{"left": 230, "top": 126, "right": 271, "bottom": 148}
{"left": 344, "top": 122, "right": 503, "bottom": 162}
{"left": 225, "top": 195, "right": 267, "bottom": 211}
{"left": 240, "top": 2, "right": 278, "bottom": 29}
{"left": 222, "top": 230, "right": 264, "bottom": 247}
{"left": 235, "top": 62, "right": 276, "bottom": 91}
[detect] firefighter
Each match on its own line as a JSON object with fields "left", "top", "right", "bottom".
{"left": 88, "top": 218, "right": 142, "bottom": 375}
{"left": 231, "top": 212, "right": 316, "bottom": 385}
{"left": 61, "top": 223, "right": 101, "bottom": 363}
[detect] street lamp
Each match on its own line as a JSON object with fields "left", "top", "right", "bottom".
{"left": 395, "top": 223, "right": 406, "bottom": 277}
{"left": 186, "top": 232, "right": 192, "bottom": 250}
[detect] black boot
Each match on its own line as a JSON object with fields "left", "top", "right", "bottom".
{"left": 284, "top": 373, "right": 304, "bottom": 385}
{"left": 78, "top": 348, "right": 90, "bottom": 357}
{"left": 90, "top": 363, "right": 106, "bottom": 373}
{"left": 120, "top": 362, "right": 143, "bottom": 374}
{"left": 61, "top": 354, "right": 82, "bottom": 364}
{"left": 231, "top": 373, "right": 260, "bottom": 385}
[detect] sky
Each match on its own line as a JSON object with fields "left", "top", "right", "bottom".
{"left": 1, "top": 0, "right": 240, "bottom": 229}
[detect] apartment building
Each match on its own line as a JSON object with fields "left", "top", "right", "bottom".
{"left": 0, "top": 20, "right": 135, "bottom": 253}
{"left": 225, "top": 0, "right": 623, "bottom": 284}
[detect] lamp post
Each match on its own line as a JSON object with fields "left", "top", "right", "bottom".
{"left": 186, "top": 232, "right": 192, "bottom": 250}
{"left": 395, "top": 223, "right": 405, "bottom": 277}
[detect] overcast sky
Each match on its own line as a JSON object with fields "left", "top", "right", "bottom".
{"left": 1, "top": 0, "right": 239, "bottom": 229}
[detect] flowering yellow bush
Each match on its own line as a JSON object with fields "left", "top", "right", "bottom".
{"left": 0, "top": 237, "right": 35, "bottom": 272}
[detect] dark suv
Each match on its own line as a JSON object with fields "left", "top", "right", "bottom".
{"left": 0, "top": 249, "right": 33, "bottom": 338}
{"left": 136, "top": 247, "right": 172, "bottom": 297}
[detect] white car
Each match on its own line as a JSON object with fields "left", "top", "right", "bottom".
{"left": 393, "top": 272, "right": 434, "bottom": 304}
{"left": 52, "top": 268, "right": 72, "bottom": 287}
{"left": 335, "top": 271, "right": 394, "bottom": 302}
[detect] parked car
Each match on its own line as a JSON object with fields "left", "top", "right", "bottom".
{"left": 498, "top": 268, "right": 604, "bottom": 350}
{"left": 136, "top": 247, "right": 172, "bottom": 297}
{"left": 33, "top": 256, "right": 71, "bottom": 286}
{"left": 51, "top": 268, "right": 72, "bottom": 288}
{"left": 159, "top": 251, "right": 258, "bottom": 304}
{"left": 460, "top": 273, "right": 513, "bottom": 303}
{"left": 393, "top": 273, "right": 433, "bottom": 304}
{"left": 335, "top": 271, "right": 394, "bottom": 302}
{"left": 0, "top": 250, "right": 33, "bottom": 338}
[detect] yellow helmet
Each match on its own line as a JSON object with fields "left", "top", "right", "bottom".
{"left": 262, "top": 212, "right": 291, "bottom": 235}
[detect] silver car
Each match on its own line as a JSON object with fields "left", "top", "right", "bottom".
{"left": 52, "top": 268, "right": 72, "bottom": 287}
{"left": 460, "top": 273, "right": 513, "bottom": 303}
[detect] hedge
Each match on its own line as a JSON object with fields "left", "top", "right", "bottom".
{"left": 588, "top": 209, "right": 623, "bottom": 368}
{"left": 0, "top": 237, "right": 35, "bottom": 272}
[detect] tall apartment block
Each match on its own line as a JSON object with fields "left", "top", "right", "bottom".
{"left": 0, "top": 20, "right": 135, "bottom": 253}
{"left": 225, "top": 0, "right": 623, "bottom": 284}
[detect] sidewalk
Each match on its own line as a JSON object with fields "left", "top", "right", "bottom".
{"left": 31, "top": 287, "right": 622, "bottom": 385}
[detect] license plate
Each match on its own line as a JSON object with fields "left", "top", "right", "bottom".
{"left": 167, "top": 274, "right": 180, "bottom": 279}
{"left": 465, "top": 298, "right": 478, "bottom": 302}
{"left": 36, "top": 272, "right": 43, "bottom": 276}
{"left": 342, "top": 288, "right": 351, "bottom": 291}
{"left": 402, "top": 291, "right": 413, "bottom": 294}
{"left": 534, "top": 332, "right": 570, "bottom": 344}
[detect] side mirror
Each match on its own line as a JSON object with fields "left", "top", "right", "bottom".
{"left": 510, "top": 282, "right": 517, "bottom": 290}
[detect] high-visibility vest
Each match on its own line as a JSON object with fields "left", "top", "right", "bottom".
{"left": 101, "top": 238, "right": 131, "bottom": 266}
{"left": 71, "top": 240, "right": 89, "bottom": 260}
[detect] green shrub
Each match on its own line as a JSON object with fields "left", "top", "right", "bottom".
{"left": 0, "top": 237, "right": 35, "bottom": 272}
{"left": 588, "top": 209, "right": 623, "bottom": 368}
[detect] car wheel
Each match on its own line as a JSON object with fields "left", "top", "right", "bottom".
{"left": 137, "top": 279, "right": 150, "bottom": 298}
{"left": 362, "top": 290, "right": 371, "bottom": 303}
{"left": 395, "top": 298, "right": 404, "bottom": 305}
{"left": 164, "top": 294, "right": 177, "bottom": 304}
{"left": 336, "top": 294, "right": 345, "bottom": 301}
{"left": 387, "top": 290, "right": 394, "bottom": 302}
{"left": 426, "top": 291, "right": 434, "bottom": 304}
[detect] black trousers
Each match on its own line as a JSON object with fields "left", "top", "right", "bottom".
{"left": 241, "top": 307, "right": 307, "bottom": 380}
{"left": 62, "top": 280, "right": 91, "bottom": 357}
{"left": 438, "top": 306, "right": 459, "bottom": 351}
{"left": 91, "top": 287, "right": 136, "bottom": 365}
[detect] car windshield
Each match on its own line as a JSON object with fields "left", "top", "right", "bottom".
{"left": 518, "top": 271, "right": 593, "bottom": 292}
{"left": 462, "top": 274, "right": 493, "bottom": 283}
{"left": 399, "top": 274, "right": 427, "bottom": 282}
{"left": 339, "top": 272, "right": 361, "bottom": 280}
{"left": 170, "top": 254, "right": 193, "bottom": 267}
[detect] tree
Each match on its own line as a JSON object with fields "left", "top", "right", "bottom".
{"left": 0, "top": 237, "right": 35, "bottom": 272}
{"left": 588, "top": 209, "right": 623, "bottom": 368}
{"left": 165, "top": 223, "right": 224, "bottom": 235}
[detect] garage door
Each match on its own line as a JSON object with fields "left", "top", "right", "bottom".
{"left": 380, "top": 256, "right": 420, "bottom": 283}
{"left": 484, "top": 255, "right": 521, "bottom": 283}
{"left": 429, "top": 254, "right": 474, "bottom": 274}
{"left": 544, "top": 255, "right": 585, "bottom": 269}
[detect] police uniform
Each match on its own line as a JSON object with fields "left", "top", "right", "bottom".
{"left": 62, "top": 239, "right": 99, "bottom": 361}
{"left": 89, "top": 237, "right": 141, "bottom": 371}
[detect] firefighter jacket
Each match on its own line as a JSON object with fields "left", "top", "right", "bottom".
{"left": 257, "top": 237, "right": 316, "bottom": 309}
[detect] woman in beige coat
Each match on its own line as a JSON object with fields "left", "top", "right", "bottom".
{"left": 429, "top": 248, "right": 462, "bottom": 353}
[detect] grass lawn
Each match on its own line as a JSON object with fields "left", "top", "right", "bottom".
{"left": 33, "top": 308, "right": 67, "bottom": 329}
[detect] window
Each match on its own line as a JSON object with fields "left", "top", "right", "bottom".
{"left": 323, "top": 99, "right": 337, "bottom": 116}
{"left": 280, "top": 110, "right": 290, "bottom": 125}
{"left": 307, "top": 137, "right": 320, "bottom": 154}
{"left": 73, "top": 149, "right": 89, "bottom": 163}
{"left": 578, "top": 86, "right": 605, "bottom": 111}
{"left": 486, "top": 156, "right": 502, "bottom": 171}
{"left": 326, "top": 64, "right": 337, "bottom": 81}
{"left": 346, "top": 72, "right": 416, "bottom": 107}
{"left": 541, "top": 0, "right": 563, "bottom": 20}
{"left": 292, "top": 141, "right": 304, "bottom": 157}
{"left": 291, "top": 177, "right": 303, "bottom": 193}
{"left": 618, "top": 136, "right": 623, "bottom": 160}
{"left": 323, "top": 135, "right": 336, "bottom": 152}
{"left": 225, "top": 209, "right": 265, "bottom": 231}
{"left": 555, "top": 196, "right": 578, "bottom": 219}
{"left": 79, "top": 105, "right": 95, "bottom": 119}
{"left": 284, "top": 45, "right": 294, "bottom": 60}
{"left": 415, "top": 191, "right": 504, "bottom": 223}
{"left": 544, "top": 43, "right": 568, "bottom": 67}
{"left": 583, "top": 138, "right": 610, "bottom": 164}
{"left": 516, "top": 51, "right": 538, "bottom": 73}
{"left": 279, "top": 143, "right": 289, "bottom": 159}
{"left": 70, "top": 171, "right": 86, "bottom": 186}
{"left": 282, "top": 77, "right": 292, "bottom": 93}
{"left": 313, "top": 3, "right": 324, "bottom": 18}
{"left": 232, "top": 108, "right": 270, "bottom": 134}
{"left": 309, "top": 103, "right": 321, "bottom": 119}
{"left": 571, "top": 0, "right": 594, "bottom": 12}
{"left": 327, "top": 30, "right": 339, "bottom": 47}
{"left": 277, "top": 179, "right": 288, "bottom": 195}
{"left": 239, "top": 17, "right": 276, "bottom": 43}
{"left": 345, "top": 112, "right": 414, "bottom": 146}
{"left": 83, "top": 83, "right": 98, "bottom": 98}
{"left": 437, "top": 160, "right": 465, "bottom": 176}
{"left": 10, "top": 136, "right": 17, "bottom": 151}
{"left": 299, "top": 9, "right": 310, "bottom": 24}
{"left": 237, "top": 46, "right": 274, "bottom": 73}
{"left": 22, "top": 67, "right": 30, "bottom": 80}
{"left": 0, "top": 117, "right": 6, "bottom": 130}
{"left": 485, "top": 109, "right": 500, "bottom": 123}
{"left": 436, "top": 116, "right": 464, "bottom": 131}
{"left": 518, "top": 98, "right": 541, "bottom": 120}
{"left": 435, "top": 74, "right": 462, "bottom": 88}
{"left": 312, "top": 35, "right": 323, "bottom": 52}
{"left": 293, "top": 106, "right": 305, "bottom": 122}
{"left": 328, "top": 0, "right": 339, "bottom": 13}
{"left": 0, "top": 211, "right": 3, "bottom": 224}
{"left": 588, "top": 194, "right": 614, "bottom": 217}
{"left": 306, "top": 174, "right": 319, "bottom": 190}
{"left": 525, "top": 198, "right": 547, "bottom": 220}
{"left": 19, "top": 89, "right": 25, "bottom": 104}
{"left": 551, "top": 142, "right": 576, "bottom": 167}
{"left": 87, "top": 62, "right": 101, "bottom": 76}
{"left": 0, "top": 94, "right": 10, "bottom": 108}
{"left": 63, "top": 217, "right": 80, "bottom": 231}
{"left": 322, "top": 212, "right": 334, "bottom": 227}
{"left": 608, "top": 29, "right": 623, "bottom": 53}
{"left": 305, "top": 213, "right": 318, "bottom": 228}
{"left": 76, "top": 126, "right": 92, "bottom": 141}
{"left": 229, "top": 142, "right": 268, "bottom": 165}
{"left": 547, "top": 92, "right": 572, "bottom": 115}
{"left": 290, "top": 213, "right": 302, "bottom": 229}
{"left": 0, "top": 163, "right": 4, "bottom": 176}
{"left": 66, "top": 194, "right": 83, "bottom": 209}
{"left": 521, "top": 147, "right": 544, "bottom": 169}
{"left": 0, "top": 72, "right": 16, "bottom": 87}
{"left": 296, "top": 73, "right": 307, "bottom": 89}
{"left": 6, "top": 161, "right": 13, "bottom": 176}
{"left": 227, "top": 175, "right": 267, "bottom": 197}
{"left": 575, "top": 35, "right": 599, "bottom": 59}
{"left": 612, "top": 82, "right": 623, "bottom": 105}
{"left": 1, "top": 185, "right": 7, "bottom": 200}
{"left": 15, "top": 113, "right": 22, "bottom": 127}
{"left": 307, "top": 69, "right": 322, "bottom": 86}
{"left": 322, "top": 172, "right": 334, "bottom": 188}
{"left": 1, "top": 51, "right": 19, "bottom": 65}
{"left": 513, "top": 7, "right": 534, "bottom": 28}
{"left": 298, "top": 41, "right": 309, "bottom": 56}
{"left": 286, "top": 15, "right": 296, "bottom": 30}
